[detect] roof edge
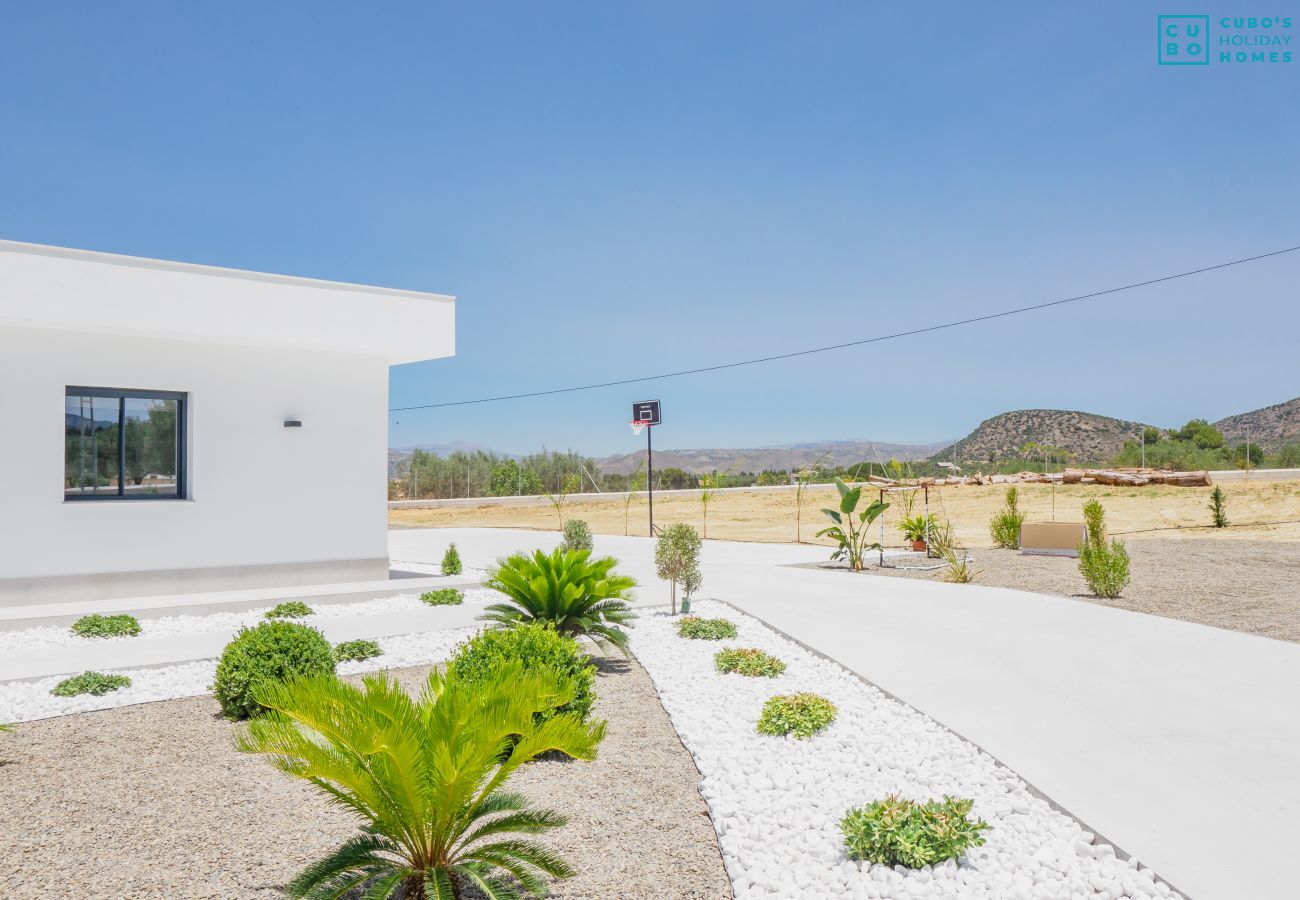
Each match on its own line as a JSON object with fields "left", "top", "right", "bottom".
{"left": 0, "top": 238, "right": 455, "bottom": 304}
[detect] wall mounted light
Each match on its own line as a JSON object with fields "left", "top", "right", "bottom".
{"left": 284, "top": 419, "right": 302, "bottom": 428}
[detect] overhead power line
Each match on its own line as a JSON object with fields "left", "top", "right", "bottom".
{"left": 390, "top": 243, "right": 1300, "bottom": 413}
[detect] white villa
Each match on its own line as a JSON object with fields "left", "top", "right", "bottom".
{"left": 0, "top": 239, "right": 455, "bottom": 605}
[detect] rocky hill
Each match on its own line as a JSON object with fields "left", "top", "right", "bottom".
{"left": 1212, "top": 397, "right": 1300, "bottom": 451}
{"left": 930, "top": 409, "right": 1151, "bottom": 465}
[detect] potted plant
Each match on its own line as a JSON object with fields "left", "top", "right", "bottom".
{"left": 898, "top": 514, "right": 936, "bottom": 552}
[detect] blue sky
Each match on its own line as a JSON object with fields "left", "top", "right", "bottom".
{"left": 3, "top": 3, "right": 1297, "bottom": 456}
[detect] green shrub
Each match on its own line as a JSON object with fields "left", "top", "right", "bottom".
{"left": 989, "top": 486, "right": 1025, "bottom": 549}
{"left": 1209, "top": 486, "right": 1229, "bottom": 528}
{"left": 70, "top": 614, "right": 141, "bottom": 639}
{"left": 421, "top": 588, "right": 464, "bottom": 606}
{"left": 264, "top": 601, "right": 313, "bottom": 620}
{"left": 560, "top": 518, "right": 594, "bottom": 552}
{"left": 333, "top": 639, "right": 383, "bottom": 662}
{"left": 483, "top": 548, "right": 636, "bottom": 653}
{"left": 756, "top": 692, "right": 837, "bottom": 739}
{"left": 676, "top": 616, "right": 737, "bottom": 640}
{"left": 715, "top": 647, "right": 785, "bottom": 677}
{"left": 212, "top": 621, "right": 336, "bottom": 720}
{"left": 1078, "top": 538, "right": 1132, "bottom": 598}
{"left": 441, "top": 543, "right": 463, "bottom": 576}
{"left": 448, "top": 621, "right": 596, "bottom": 724}
{"left": 1081, "top": 499, "right": 1106, "bottom": 545}
{"left": 51, "top": 671, "right": 131, "bottom": 697}
{"left": 840, "top": 795, "right": 989, "bottom": 868}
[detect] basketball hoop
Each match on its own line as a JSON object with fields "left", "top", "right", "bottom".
{"left": 629, "top": 420, "right": 649, "bottom": 436}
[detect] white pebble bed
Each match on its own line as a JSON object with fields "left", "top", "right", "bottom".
{"left": 0, "top": 627, "right": 476, "bottom": 724}
{"left": 0, "top": 588, "right": 497, "bottom": 653}
{"left": 391, "top": 561, "right": 489, "bottom": 580}
{"left": 631, "top": 601, "right": 1180, "bottom": 900}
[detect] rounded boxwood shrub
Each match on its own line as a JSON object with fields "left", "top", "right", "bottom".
{"left": 263, "top": 601, "right": 314, "bottom": 620}
{"left": 51, "top": 671, "right": 131, "bottom": 697}
{"left": 333, "top": 638, "right": 382, "bottom": 663}
{"left": 70, "top": 614, "right": 141, "bottom": 639}
{"left": 212, "top": 621, "right": 335, "bottom": 719}
{"left": 559, "top": 518, "right": 593, "bottom": 552}
{"left": 448, "top": 622, "right": 595, "bottom": 724}
{"left": 756, "top": 692, "right": 837, "bottom": 739}
{"left": 715, "top": 647, "right": 785, "bottom": 677}
{"left": 840, "top": 795, "right": 989, "bottom": 867}
{"left": 676, "top": 616, "right": 737, "bottom": 640}
{"left": 421, "top": 588, "right": 464, "bottom": 606}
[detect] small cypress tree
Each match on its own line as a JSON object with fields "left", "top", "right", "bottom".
{"left": 441, "top": 543, "right": 463, "bottom": 576}
{"left": 1208, "top": 486, "right": 1228, "bottom": 528}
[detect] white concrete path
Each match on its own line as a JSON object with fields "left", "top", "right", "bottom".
{"left": 393, "top": 527, "right": 1300, "bottom": 900}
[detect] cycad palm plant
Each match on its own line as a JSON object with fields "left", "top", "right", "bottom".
{"left": 482, "top": 548, "right": 636, "bottom": 654}
{"left": 236, "top": 662, "right": 606, "bottom": 900}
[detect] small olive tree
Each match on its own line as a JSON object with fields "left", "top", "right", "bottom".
{"left": 655, "top": 522, "right": 702, "bottom": 615}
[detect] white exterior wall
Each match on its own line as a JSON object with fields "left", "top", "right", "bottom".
{"left": 0, "top": 325, "right": 390, "bottom": 601}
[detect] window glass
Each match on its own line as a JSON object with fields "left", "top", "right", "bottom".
{"left": 64, "top": 390, "right": 185, "bottom": 500}
{"left": 123, "top": 397, "right": 179, "bottom": 496}
{"left": 65, "top": 395, "right": 121, "bottom": 497}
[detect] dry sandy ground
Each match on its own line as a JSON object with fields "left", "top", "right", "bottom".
{"left": 0, "top": 658, "right": 730, "bottom": 900}
{"left": 390, "top": 479, "right": 1300, "bottom": 547}
{"left": 857, "top": 538, "right": 1300, "bottom": 643}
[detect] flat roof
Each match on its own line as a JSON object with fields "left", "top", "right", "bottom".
{"left": 0, "top": 239, "right": 455, "bottom": 365}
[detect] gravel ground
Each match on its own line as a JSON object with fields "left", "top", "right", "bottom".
{"left": 856, "top": 538, "right": 1300, "bottom": 643}
{"left": 0, "top": 657, "right": 730, "bottom": 899}
{"left": 632, "top": 601, "right": 1180, "bottom": 899}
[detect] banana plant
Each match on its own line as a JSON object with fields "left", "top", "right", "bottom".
{"left": 816, "top": 477, "right": 889, "bottom": 571}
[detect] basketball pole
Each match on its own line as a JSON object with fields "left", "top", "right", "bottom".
{"left": 646, "top": 423, "right": 655, "bottom": 536}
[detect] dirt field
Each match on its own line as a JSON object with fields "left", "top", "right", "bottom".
{"left": 0, "top": 657, "right": 729, "bottom": 899}
{"left": 390, "top": 479, "right": 1300, "bottom": 546}
{"left": 858, "top": 539, "right": 1300, "bottom": 643}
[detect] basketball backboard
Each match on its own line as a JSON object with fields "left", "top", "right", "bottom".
{"left": 631, "top": 399, "right": 661, "bottom": 425}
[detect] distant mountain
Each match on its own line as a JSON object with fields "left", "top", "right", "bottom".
{"left": 1213, "top": 397, "right": 1300, "bottom": 451}
{"left": 930, "top": 409, "right": 1152, "bottom": 465}
{"left": 594, "top": 439, "right": 951, "bottom": 476}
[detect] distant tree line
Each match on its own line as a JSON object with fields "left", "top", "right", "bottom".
{"left": 390, "top": 424, "right": 1300, "bottom": 500}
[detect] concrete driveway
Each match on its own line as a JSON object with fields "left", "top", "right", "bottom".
{"left": 393, "top": 526, "right": 1300, "bottom": 900}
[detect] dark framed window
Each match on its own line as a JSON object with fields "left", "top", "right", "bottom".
{"left": 65, "top": 387, "right": 186, "bottom": 501}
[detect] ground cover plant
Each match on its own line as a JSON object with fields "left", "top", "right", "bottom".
{"left": 714, "top": 647, "right": 785, "bottom": 677}
{"left": 676, "top": 616, "right": 737, "bottom": 640}
{"left": 560, "top": 517, "right": 593, "bottom": 552}
{"left": 421, "top": 587, "right": 464, "bottom": 606}
{"left": 817, "top": 477, "right": 889, "bottom": 571}
{"left": 264, "top": 601, "right": 313, "bottom": 620}
{"left": 483, "top": 547, "right": 636, "bottom": 653}
{"left": 989, "top": 486, "right": 1025, "bottom": 549}
{"left": 333, "top": 638, "right": 382, "bottom": 662}
{"left": 756, "top": 692, "right": 837, "bottom": 739}
{"left": 655, "top": 522, "right": 702, "bottom": 614}
{"left": 212, "top": 621, "right": 335, "bottom": 719}
{"left": 1078, "top": 499, "right": 1132, "bottom": 599}
{"left": 441, "top": 542, "right": 463, "bottom": 575}
{"left": 70, "top": 614, "right": 141, "bottom": 638}
{"left": 51, "top": 671, "right": 131, "bottom": 697}
{"left": 237, "top": 661, "right": 605, "bottom": 900}
{"left": 840, "top": 795, "right": 989, "bottom": 868}
{"left": 449, "top": 621, "right": 596, "bottom": 724}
